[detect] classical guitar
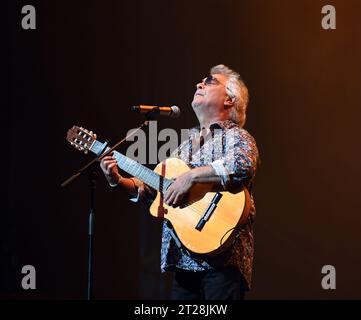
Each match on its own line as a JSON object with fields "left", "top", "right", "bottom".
{"left": 66, "top": 125, "right": 250, "bottom": 256}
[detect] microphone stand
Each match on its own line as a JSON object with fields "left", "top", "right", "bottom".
{"left": 61, "top": 108, "right": 160, "bottom": 300}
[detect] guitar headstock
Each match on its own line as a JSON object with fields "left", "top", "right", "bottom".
{"left": 66, "top": 125, "right": 97, "bottom": 154}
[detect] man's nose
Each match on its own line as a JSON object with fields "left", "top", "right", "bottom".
{"left": 196, "top": 81, "right": 205, "bottom": 89}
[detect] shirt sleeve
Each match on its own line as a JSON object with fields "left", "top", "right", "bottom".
{"left": 210, "top": 128, "right": 259, "bottom": 190}
{"left": 129, "top": 177, "right": 157, "bottom": 206}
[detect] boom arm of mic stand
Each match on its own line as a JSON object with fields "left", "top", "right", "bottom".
{"left": 61, "top": 141, "right": 108, "bottom": 188}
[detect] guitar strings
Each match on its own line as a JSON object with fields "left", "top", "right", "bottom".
{"left": 157, "top": 183, "right": 207, "bottom": 215}
{"left": 160, "top": 194, "right": 209, "bottom": 216}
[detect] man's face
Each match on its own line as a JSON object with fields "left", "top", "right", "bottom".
{"left": 191, "top": 73, "right": 230, "bottom": 111}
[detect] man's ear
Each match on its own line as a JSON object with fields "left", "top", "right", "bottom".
{"left": 224, "top": 96, "right": 235, "bottom": 109}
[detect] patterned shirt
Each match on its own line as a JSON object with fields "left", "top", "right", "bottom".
{"left": 132, "top": 119, "right": 259, "bottom": 289}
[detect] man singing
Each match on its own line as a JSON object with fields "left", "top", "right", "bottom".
{"left": 100, "top": 64, "right": 259, "bottom": 300}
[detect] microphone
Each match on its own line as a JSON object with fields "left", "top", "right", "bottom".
{"left": 131, "top": 105, "right": 181, "bottom": 118}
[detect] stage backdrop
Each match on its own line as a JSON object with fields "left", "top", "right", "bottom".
{"left": 3, "top": 0, "right": 361, "bottom": 299}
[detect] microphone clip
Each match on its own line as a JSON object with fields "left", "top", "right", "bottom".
{"left": 144, "top": 106, "right": 161, "bottom": 120}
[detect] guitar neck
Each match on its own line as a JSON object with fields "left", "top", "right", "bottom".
{"left": 91, "top": 140, "right": 171, "bottom": 192}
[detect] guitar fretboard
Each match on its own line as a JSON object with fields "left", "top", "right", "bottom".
{"left": 91, "top": 140, "right": 172, "bottom": 192}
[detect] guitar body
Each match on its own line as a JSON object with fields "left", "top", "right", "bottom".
{"left": 150, "top": 158, "right": 251, "bottom": 256}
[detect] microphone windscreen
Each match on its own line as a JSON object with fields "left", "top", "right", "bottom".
{"left": 170, "top": 106, "right": 181, "bottom": 118}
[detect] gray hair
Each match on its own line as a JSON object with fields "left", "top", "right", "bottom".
{"left": 210, "top": 64, "right": 249, "bottom": 127}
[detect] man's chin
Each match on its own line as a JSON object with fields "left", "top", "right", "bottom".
{"left": 191, "top": 101, "right": 201, "bottom": 109}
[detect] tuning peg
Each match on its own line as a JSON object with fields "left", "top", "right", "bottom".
{"left": 94, "top": 134, "right": 97, "bottom": 139}
{"left": 84, "top": 149, "right": 88, "bottom": 154}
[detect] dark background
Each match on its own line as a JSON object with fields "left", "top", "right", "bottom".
{"left": 3, "top": 0, "right": 361, "bottom": 299}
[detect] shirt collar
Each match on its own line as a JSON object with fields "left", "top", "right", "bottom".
{"left": 189, "top": 119, "right": 237, "bottom": 135}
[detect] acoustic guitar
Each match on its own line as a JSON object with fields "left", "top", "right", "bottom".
{"left": 66, "top": 125, "right": 250, "bottom": 256}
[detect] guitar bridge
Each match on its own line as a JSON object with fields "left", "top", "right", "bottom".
{"left": 195, "top": 192, "right": 222, "bottom": 231}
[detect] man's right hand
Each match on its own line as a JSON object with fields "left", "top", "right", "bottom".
{"left": 100, "top": 155, "right": 121, "bottom": 187}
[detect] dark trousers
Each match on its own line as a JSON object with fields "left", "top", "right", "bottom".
{"left": 171, "top": 268, "right": 246, "bottom": 300}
